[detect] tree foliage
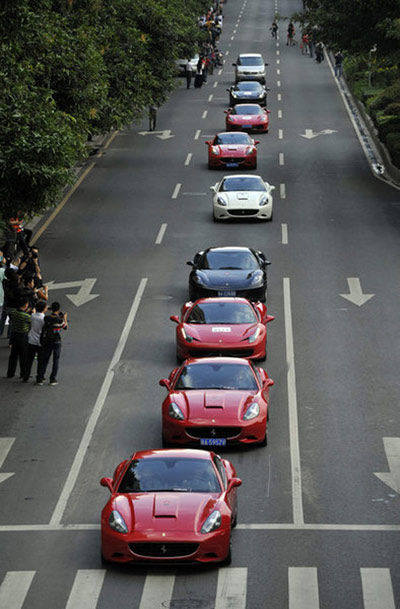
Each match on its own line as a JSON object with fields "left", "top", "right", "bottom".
{"left": 0, "top": 0, "right": 207, "bottom": 219}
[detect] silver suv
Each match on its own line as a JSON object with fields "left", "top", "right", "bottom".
{"left": 233, "top": 54, "right": 268, "bottom": 84}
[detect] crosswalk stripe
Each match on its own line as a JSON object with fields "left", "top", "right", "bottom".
{"left": 215, "top": 567, "right": 247, "bottom": 609}
{"left": 139, "top": 574, "right": 175, "bottom": 609}
{"left": 0, "top": 571, "right": 35, "bottom": 609}
{"left": 361, "top": 568, "right": 395, "bottom": 609}
{"left": 65, "top": 570, "right": 106, "bottom": 609}
{"left": 289, "top": 567, "right": 319, "bottom": 609}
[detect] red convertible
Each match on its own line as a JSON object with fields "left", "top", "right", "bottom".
{"left": 225, "top": 104, "right": 270, "bottom": 133}
{"left": 160, "top": 357, "right": 274, "bottom": 447}
{"left": 205, "top": 132, "right": 259, "bottom": 169}
{"left": 100, "top": 448, "right": 241, "bottom": 565}
{"left": 170, "top": 297, "right": 274, "bottom": 361}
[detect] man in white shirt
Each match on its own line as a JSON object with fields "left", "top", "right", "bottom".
{"left": 23, "top": 300, "right": 47, "bottom": 382}
{"left": 185, "top": 59, "right": 193, "bottom": 89}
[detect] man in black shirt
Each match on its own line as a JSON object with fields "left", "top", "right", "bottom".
{"left": 36, "top": 301, "right": 68, "bottom": 386}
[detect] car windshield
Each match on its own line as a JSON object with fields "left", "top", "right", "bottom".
{"left": 187, "top": 301, "right": 257, "bottom": 324}
{"left": 215, "top": 133, "right": 252, "bottom": 145}
{"left": 233, "top": 105, "right": 262, "bottom": 115}
{"left": 200, "top": 249, "right": 260, "bottom": 269}
{"left": 118, "top": 458, "right": 221, "bottom": 493}
{"left": 238, "top": 56, "right": 264, "bottom": 66}
{"left": 220, "top": 176, "right": 266, "bottom": 192}
{"left": 175, "top": 362, "right": 258, "bottom": 390}
{"left": 236, "top": 82, "right": 262, "bottom": 91}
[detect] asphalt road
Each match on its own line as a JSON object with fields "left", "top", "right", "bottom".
{"left": 1, "top": 0, "right": 400, "bottom": 606}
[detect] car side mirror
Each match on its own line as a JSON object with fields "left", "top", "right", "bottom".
{"left": 266, "top": 110, "right": 271, "bottom": 113}
{"left": 210, "top": 185, "right": 217, "bottom": 192}
{"left": 227, "top": 477, "right": 242, "bottom": 492}
{"left": 255, "top": 140, "right": 260, "bottom": 145}
{"left": 232, "top": 63, "right": 237, "bottom": 66}
{"left": 170, "top": 315, "right": 180, "bottom": 324}
{"left": 224, "top": 110, "right": 228, "bottom": 114}
{"left": 263, "top": 378, "right": 275, "bottom": 388}
{"left": 265, "top": 314, "right": 275, "bottom": 324}
{"left": 265, "top": 62, "right": 269, "bottom": 66}
{"left": 159, "top": 378, "right": 171, "bottom": 390}
{"left": 100, "top": 477, "right": 113, "bottom": 492}
{"left": 186, "top": 260, "right": 194, "bottom": 267}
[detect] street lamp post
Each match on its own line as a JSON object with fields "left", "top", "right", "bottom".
{"left": 368, "top": 44, "right": 377, "bottom": 88}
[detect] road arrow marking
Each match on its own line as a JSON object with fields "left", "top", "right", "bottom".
{"left": 138, "top": 130, "right": 175, "bottom": 140}
{"left": 47, "top": 278, "right": 99, "bottom": 307}
{"left": 300, "top": 129, "right": 338, "bottom": 139}
{"left": 340, "top": 277, "right": 374, "bottom": 307}
{"left": 0, "top": 438, "right": 15, "bottom": 485}
{"left": 374, "top": 438, "right": 400, "bottom": 493}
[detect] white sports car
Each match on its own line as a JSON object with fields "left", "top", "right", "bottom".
{"left": 211, "top": 175, "right": 275, "bottom": 222}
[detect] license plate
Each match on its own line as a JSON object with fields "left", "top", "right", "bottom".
{"left": 217, "top": 291, "right": 236, "bottom": 296}
{"left": 242, "top": 125, "right": 252, "bottom": 129}
{"left": 200, "top": 438, "right": 227, "bottom": 446}
{"left": 226, "top": 162, "right": 239, "bottom": 168}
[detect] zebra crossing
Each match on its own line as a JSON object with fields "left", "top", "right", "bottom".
{"left": 0, "top": 566, "right": 396, "bottom": 609}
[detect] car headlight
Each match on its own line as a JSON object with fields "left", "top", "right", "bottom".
{"left": 245, "top": 147, "right": 256, "bottom": 155}
{"left": 211, "top": 147, "right": 219, "bottom": 155}
{"left": 243, "top": 402, "right": 260, "bottom": 420}
{"left": 248, "top": 328, "right": 260, "bottom": 343}
{"left": 217, "top": 195, "right": 228, "bottom": 206}
{"left": 181, "top": 327, "right": 193, "bottom": 342}
{"left": 250, "top": 274, "right": 263, "bottom": 286}
{"left": 109, "top": 510, "right": 128, "bottom": 534}
{"left": 259, "top": 194, "right": 270, "bottom": 207}
{"left": 193, "top": 274, "right": 204, "bottom": 284}
{"left": 201, "top": 510, "right": 222, "bottom": 533}
{"left": 168, "top": 402, "right": 185, "bottom": 420}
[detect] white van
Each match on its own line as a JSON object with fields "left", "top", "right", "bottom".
{"left": 233, "top": 54, "right": 268, "bottom": 84}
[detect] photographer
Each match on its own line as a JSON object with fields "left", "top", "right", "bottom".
{"left": 36, "top": 301, "right": 68, "bottom": 386}
{"left": 19, "top": 247, "right": 41, "bottom": 282}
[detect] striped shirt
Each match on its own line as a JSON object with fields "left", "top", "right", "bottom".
{"left": 10, "top": 309, "right": 31, "bottom": 334}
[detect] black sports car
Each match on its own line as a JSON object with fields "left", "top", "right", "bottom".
{"left": 187, "top": 246, "right": 270, "bottom": 302}
{"left": 227, "top": 81, "right": 269, "bottom": 107}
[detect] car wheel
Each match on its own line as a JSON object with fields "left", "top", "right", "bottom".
{"left": 222, "top": 537, "right": 232, "bottom": 566}
{"left": 259, "top": 430, "right": 268, "bottom": 446}
{"left": 232, "top": 508, "right": 238, "bottom": 528}
{"left": 258, "top": 351, "right": 266, "bottom": 362}
{"left": 267, "top": 408, "right": 270, "bottom": 422}
{"left": 213, "top": 213, "right": 221, "bottom": 223}
{"left": 268, "top": 211, "right": 273, "bottom": 222}
{"left": 101, "top": 551, "right": 111, "bottom": 566}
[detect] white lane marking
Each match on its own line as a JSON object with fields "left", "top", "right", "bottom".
{"left": 233, "top": 29, "right": 237, "bottom": 34}
{"left": 184, "top": 153, "right": 192, "bottom": 166}
{"left": 361, "top": 569, "right": 396, "bottom": 609}
{"left": 279, "top": 153, "right": 284, "bottom": 165}
{"left": 225, "top": 50, "right": 229, "bottom": 56}
{"left": 202, "top": 110, "right": 208, "bottom": 119}
{"left": 218, "top": 68, "right": 223, "bottom": 75}
{"left": 231, "top": 35, "right": 235, "bottom": 40}
{"left": 65, "top": 570, "right": 106, "bottom": 609}
{"left": 49, "top": 277, "right": 148, "bottom": 525}
{"left": 278, "top": 93, "right": 282, "bottom": 101}
{"left": 183, "top": 192, "right": 207, "bottom": 195}
{"left": 277, "top": 50, "right": 280, "bottom": 56}
{"left": 277, "top": 59, "right": 280, "bottom": 64}
{"left": 289, "top": 568, "right": 319, "bottom": 609}
{"left": 277, "top": 80, "right": 281, "bottom": 87}
{"left": 284, "top": 277, "right": 304, "bottom": 525}
{"left": 282, "top": 224, "right": 288, "bottom": 244}
{"left": 280, "top": 183, "right": 286, "bottom": 198}
{"left": 278, "top": 109, "right": 283, "bottom": 118}
{"left": 213, "top": 81, "right": 218, "bottom": 88}
{"left": 0, "top": 572, "right": 35, "bottom": 609}
{"left": 277, "top": 68, "right": 281, "bottom": 75}
{"left": 215, "top": 568, "right": 247, "bottom": 609}
{"left": 208, "top": 94, "right": 213, "bottom": 102}
{"left": 155, "top": 223, "right": 167, "bottom": 245}
{"left": 279, "top": 129, "right": 283, "bottom": 139}
{"left": 0, "top": 438, "right": 15, "bottom": 468}
{"left": 139, "top": 575, "right": 175, "bottom": 609}
{"left": 194, "top": 129, "right": 201, "bottom": 140}
{"left": 172, "top": 183, "right": 181, "bottom": 199}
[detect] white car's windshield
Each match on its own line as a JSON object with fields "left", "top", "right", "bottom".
{"left": 220, "top": 176, "right": 266, "bottom": 191}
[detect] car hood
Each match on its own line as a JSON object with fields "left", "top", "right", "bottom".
{"left": 170, "top": 389, "right": 258, "bottom": 420}
{"left": 193, "top": 269, "right": 264, "bottom": 288}
{"left": 233, "top": 91, "right": 264, "bottom": 99}
{"left": 113, "top": 492, "right": 219, "bottom": 533}
{"left": 237, "top": 66, "right": 264, "bottom": 74}
{"left": 183, "top": 322, "right": 259, "bottom": 342}
{"left": 229, "top": 114, "right": 265, "bottom": 123}
{"left": 216, "top": 145, "right": 253, "bottom": 155}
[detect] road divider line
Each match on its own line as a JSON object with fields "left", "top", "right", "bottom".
{"left": 284, "top": 277, "right": 304, "bottom": 525}
{"left": 194, "top": 129, "right": 201, "bottom": 140}
{"left": 155, "top": 223, "right": 167, "bottom": 245}
{"left": 213, "top": 81, "right": 218, "bottom": 88}
{"left": 208, "top": 94, "right": 213, "bottom": 102}
{"left": 279, "top": 153, "right": 284, "bottom": 165}
{"left": 278, "top": 109, "right": 283, "bottom": 118}
{"left": 282, "top": 224, "right": 288, "bottom": 244}
{"left": 289, "top": 568, "right": 319, "bottom": 609}
{"left": 277, "top": 80, "right": 281, "bottom": 87}
{"left": 280, "top": 183, "right": 286, "bottom": 198}
{"left": 279, "top": 129, "right": 283, "bottom": 139}
{"left": 65, "top": 571, "right": 106, "bottom": 609}
{"left": 184, "top": 153, "right": 192, "bottom": 166}
{"left": 277, "top": 69, "right": 281, "bottom": 75}
{"left": 202, "top": 110, "right": 208, "bottom": 119}
{"left": 49, "top": 278, "right": 148, "bottom": 526}
{"left": 278, "top": 93, "right": 282, "bottom": 101}
{"left": 172, "top": 183, "right": 181, "bottom": 199}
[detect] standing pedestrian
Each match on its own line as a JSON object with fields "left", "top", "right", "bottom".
{"left": 287, "top": 22, "right": 295, "bottom": 46}
{"left": 308, "top": 30, "right": 315, "bottom": 58}
{"left": 148, "top": 105, "right": 157, "bottom": 131}
{"left": 334, "top": 51, "right": 344, "bottom": 77}
{"left": 36, "top": 301, "right": 68, "bottom": 386}
{"left": 7, "top": 298, "right": 31, "bottom": 379}
{"left": 0, "top": 252, "right": 5, "bottom": 336}
{"left": 301, "top": 32, "right": 309, "bottom": 54}
{"left": 185, "top": 59, "right": 193, "bottom": 89}
{"left": 270, "top": 21, "right": 278, "bottom": 38}
{"left": 23, "top": 300, "right": 47, "bottom": 382}
{"left": 315, "top": 42, "right": 324, "bottom": 63}
{"left": 1, "top": 268, "right": 21, "bottom": 340}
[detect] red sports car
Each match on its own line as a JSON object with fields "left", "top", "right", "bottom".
{"left": 160, "top": 356, "right": 274, "bottom": 447}
{"left": 205, "top": 132, "right": 259, "bottom": 169}
{"left": 225, "top": 104, "right": 270, "bottom": 133}
{"left": 100, "top": 448, "right": 241, "bottom": 565}
{"left": 170, "top": 297, "right": 274, "bottom": 362}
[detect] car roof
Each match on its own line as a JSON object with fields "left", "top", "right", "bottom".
{"left": 215, "top": 132, "right": 252, "bottom": 137}
{"left": 183, "top": 356, "right": 252, "bottom": 365}
{"left": 133, "top": 448, "right": 213, "bottom": 461}
{"left": 221, "top": 174, "right": 263, "bottom": 180}
{"left": 192, "top": 297, "right": 253, "bottom": 305}
{"left": 238, "top": 53, "right": 263, "bottom": 58}
{"left": 205, "top": 246, "right": 255, "bottom": 253}
{"left": 233, "top": 104, "right": 262, "bottom": 109}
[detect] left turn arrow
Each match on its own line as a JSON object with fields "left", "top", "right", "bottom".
{"left": 374, "top": 437, "right": 400, "bottom": 493}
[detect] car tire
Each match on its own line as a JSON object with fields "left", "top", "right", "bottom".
{"left": 259, "top": 430, "right": 268, "bottom": 447}
{"left": 232, "top": 508, "right": 238, "bottom": 528}
{"left": 222, "top": 538, "right": 232, "bottom": 566}
{"left": 258, "top": 351, "right": 266, "bottom": 362}
{"left": 268, "top": 211, "right": 273, "bottom": 222}
{"left": 101, "top": 551, "right": 111, "bottom": 566}
{"left": 213, "top": 213, "right": 221, "bottom": 222}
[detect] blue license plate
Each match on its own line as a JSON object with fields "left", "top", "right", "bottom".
{"left": 218, "top": 290, "right": 236, "bottom": 296}
{"left": 226, "top": 162, "right": 239, "bottom": 168}
{"left": 200, "top": 438, "right": 227, "bottom": 446}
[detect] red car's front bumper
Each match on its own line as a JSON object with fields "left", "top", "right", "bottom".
{"left": 225, "top": 120, "right": 268, "bottom": 133}
{"left": 176, "top": 336, "right": 266, "bottom": 361}
{"left": 208, "top": 153, "right": 257, "bottom": 168}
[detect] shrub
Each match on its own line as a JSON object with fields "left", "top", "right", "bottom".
{"left": 385, "top": 132, "right": 400, "bottom": 168}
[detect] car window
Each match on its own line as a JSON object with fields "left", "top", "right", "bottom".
{"left": 237, "top": 82, "right": 262, "bottom": 91}
{"left": 213, "top": 455, "right": 227, "bottom": 489}
{"left": 238, "top": 56, "right": 264, "bottom": 66}
{"left": 200, "top": 249, "right": 260, "bottom": 270}
{"left": 233, "top": 105, "right": 262, "bottom": 115}
{"left": 220, "top": 176, "right": 266, "bottom": 192}
{"left": 215, "top": 133, "right": 252, "bottom": 145}
{"left": 187, "top": 301, "right": 257, "bottom": 324}
{"left": 118, "top": 458, "right": 221, "bottom": 493}
{"left": 174, "top": 362, "right": 258, "bottom": 390}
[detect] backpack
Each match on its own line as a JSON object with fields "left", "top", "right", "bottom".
{"left": 40, "top": 318, "right": 53, "bottom": 347}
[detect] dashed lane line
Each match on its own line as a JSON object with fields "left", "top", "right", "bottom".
{"left": 280, "top": 183, "right": 286, "bottom": 198}
{"left": 194, "top": 129, "right": 201, "bottom": 140}
{"left": 208, "top": 94, "right": 213, "bottom": 102}
{"left": 184, "top": 153, "right": 192, "bottom": 166}
{"left": 279, "top": 129, "right": 283, "bottom": 139}
{"left": 277, "top": 80, "right": 281, "bottom": 87}
{"left": 155, "top": 223, "right": 167, "bottom": 245}
{"left": 172, "top": 183, "right": 181, "bottom": 199}
{"left": 202, "top": 110, "right": 208, "bottom": 119}
{"left": 282, "top": 224, "right": 288, "bottom": 244}
{"left": 213, "top": 81, "right": 218, "bottom": 88}
{"left": 279, "top": 153, "right": 284, "bottom": 165}
{"left": 278, "top": 109, "right": 283, "bottom": 118}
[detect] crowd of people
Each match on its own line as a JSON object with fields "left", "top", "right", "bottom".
{"left": 0, "top": 218, "right": 68, "bottom": 386}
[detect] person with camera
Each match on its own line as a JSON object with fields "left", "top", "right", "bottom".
{"left": 36, "top": 301, "right": 68, "bottom": 386}
{"left": 6, "top": 298, "right": 31, "bottom": 379}
{"left": 19, "top": 247, "right": 41, "bottom": 282}
{"left": 23, "top": 300, "right": 47, "bottom": 382}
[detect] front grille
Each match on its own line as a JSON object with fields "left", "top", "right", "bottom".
{"left": 188, "top": 348, "right": 253, "bottom": 358}
{"left": 229, "top": 209, "right": 259, "bottom": 216}
{"left": 129, "top": 542, "right": 199, "bottom": 558}
{"left": 221, "top": 157, "right": 245, "bottom": 163}
{"left": 186, "top": 427, "right": 241, "bottom": 439}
